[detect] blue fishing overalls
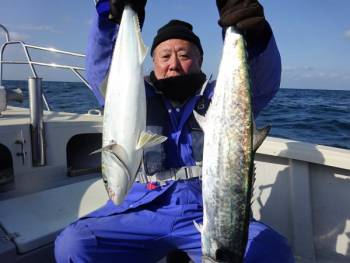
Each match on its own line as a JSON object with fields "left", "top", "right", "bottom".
{"left": 54, "top": 2, "right": 294, "bottom": 262}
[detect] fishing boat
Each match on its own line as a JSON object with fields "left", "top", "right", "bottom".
{"left": 0, "top": 23, "right": 349, "bottom": 263}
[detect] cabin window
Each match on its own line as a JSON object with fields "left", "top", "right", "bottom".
{"left": 66, "top": 133, "right": 102, "bottom": 177}
{"left": 0, "top": 144, "right": 14, "bottom": 188}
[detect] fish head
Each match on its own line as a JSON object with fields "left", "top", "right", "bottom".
{"left": 102, "top": 151, "right": 130, "bottom": 205}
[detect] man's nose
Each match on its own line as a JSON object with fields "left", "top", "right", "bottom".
{"left": 169, "top": 54, "right": 180, "bottom": 70}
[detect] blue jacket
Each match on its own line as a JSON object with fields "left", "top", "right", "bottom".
{"left": 84, "top": 4, "right": 282, "bottom": 216}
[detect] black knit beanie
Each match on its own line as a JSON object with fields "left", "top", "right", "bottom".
{"left": 151, "top": 20, "right": 203, "bottom": 56}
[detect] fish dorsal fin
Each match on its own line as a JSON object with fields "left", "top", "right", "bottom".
{"left": 133, "top": 10, "right": 148, "bottom": 64}
{"left": 253, "top": 121, "right": 271, "bottom": 152}
{"left": 136, "top": 131, "right": 167, "bottom": 150}
{"left": 193, "top": 110, "right": 207, "bottom": 132}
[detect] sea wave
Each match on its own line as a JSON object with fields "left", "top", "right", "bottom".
{"left": 3, "top": 81, "right": 350, "bottom": 150}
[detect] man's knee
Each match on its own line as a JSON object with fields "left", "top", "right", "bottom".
{"left": 246, "top": 220, "right": 294, "bottom": 263}
{"left": 55, "top": 222, "right": 97, "bottom": 262}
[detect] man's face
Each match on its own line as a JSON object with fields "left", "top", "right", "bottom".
{"left": 152, "top": 39, "right": 203, "bottom": 79}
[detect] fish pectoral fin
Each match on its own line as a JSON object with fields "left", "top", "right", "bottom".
{"left": 89, "top": 142, "right": 118, "bottom": 155}
{"left": 136, "top": 131, "right": 167, "bottom": 150}
{"left": 193, "top": 111, "right": 207, "bottom": 131}
{"left": 90, "top": 148, "right": 102, "bottom": 155}
{"left": 193, "top": 220, "right": 203, "bottom": 233}
{"left": 253, "top": 121, "right": 271, "bottom": 152}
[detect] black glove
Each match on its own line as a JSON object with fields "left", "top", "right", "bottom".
{"left": 109, "top": 0, "right": 147, "bottom": 28}
{"left": 216, "top": 0, "right": 271, "bottom": 51}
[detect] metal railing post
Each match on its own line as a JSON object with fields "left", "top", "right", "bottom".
{"left": 28, "top": 77, "right": 46, "bottom": 166}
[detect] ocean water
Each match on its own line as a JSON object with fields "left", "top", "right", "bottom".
{"left": 3, "top": 80, "right": 350, "bottom": 150}
{"left": 256, "top": 88, "right": 350, "bottom": 149}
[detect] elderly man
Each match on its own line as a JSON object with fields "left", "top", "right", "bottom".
{"left": 55, "top": 0, "right": 294, "bottom": 262}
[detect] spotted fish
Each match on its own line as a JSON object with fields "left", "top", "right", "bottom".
{"left": 195, "top": 26, "right": 270, "bottom": 262}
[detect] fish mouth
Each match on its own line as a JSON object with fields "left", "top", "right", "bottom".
{"left": 107, "top": 186, "right": 116, "bottom": 201}
{"left": 106, "top": 186, "right": 122, "bottom": 205}
{"left": 102, "top": 179, "right": 113, "bottom": 199}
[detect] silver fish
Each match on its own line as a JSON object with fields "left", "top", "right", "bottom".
{"left": 195, "top": 26, "right": 269, "bottom": 262}
{"left": 101, "top": 6, "right": 166, "bottom": 205}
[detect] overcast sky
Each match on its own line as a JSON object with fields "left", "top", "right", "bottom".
{"left": 0, "top": 0, "right": 349, "bottom": 90}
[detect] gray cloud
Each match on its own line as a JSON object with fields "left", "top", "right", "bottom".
{"left": 283, "top": 66, "right": 349, "bottom": 81}
{"left": 1, "top": 30, "right": 29, "bottom": 41}
{"left": 345, "top": 29, "right": 350, "bottom": 39}
{"left": 11, "top": 24, "right": 61, "bottom": 34}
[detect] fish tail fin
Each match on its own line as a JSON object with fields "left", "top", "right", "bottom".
{"left": 136, "top": 131, "right": 167, "bottom": 150}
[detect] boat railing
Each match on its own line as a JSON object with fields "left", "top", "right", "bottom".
{"left": 0, "top": 24, "right": 91, "bottom": 111}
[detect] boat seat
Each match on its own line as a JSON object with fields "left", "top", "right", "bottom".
{"left": 0, "top": 178, "right": 108, "bottom": 253}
